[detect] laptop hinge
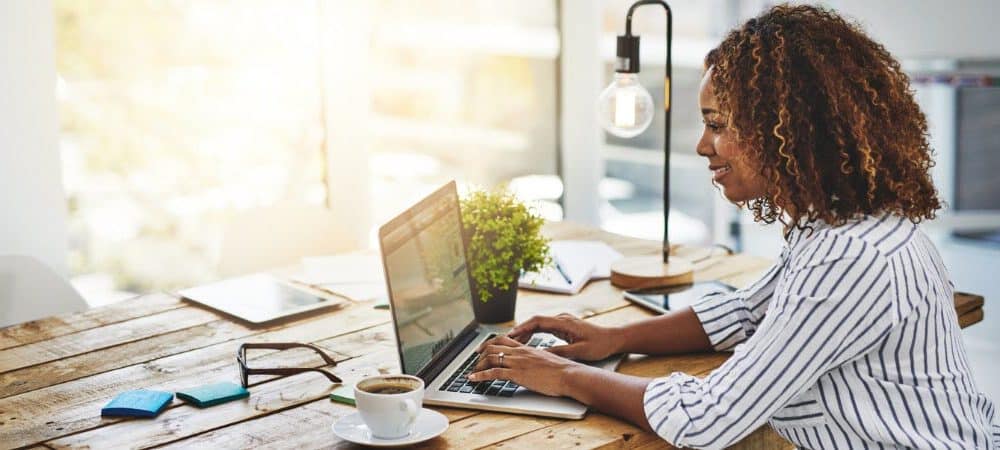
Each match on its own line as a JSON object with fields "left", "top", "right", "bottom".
{"left": 417, "top": 322, "right": 480, "bottom": 384}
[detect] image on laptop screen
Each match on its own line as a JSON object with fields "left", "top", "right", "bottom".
{"left": 380, "top": 184, "right": 475, "bottom": 375}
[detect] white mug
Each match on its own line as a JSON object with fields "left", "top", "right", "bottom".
{"left": 354, "top": 374, "right": 424, "bottom": 439}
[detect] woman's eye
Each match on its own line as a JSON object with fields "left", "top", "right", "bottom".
{"left": 703, "top": 121, "right": 723, "bottom": 133}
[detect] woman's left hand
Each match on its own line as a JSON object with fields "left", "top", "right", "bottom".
{"left": 468, "top": 335, "right": 585, "bottom": 397}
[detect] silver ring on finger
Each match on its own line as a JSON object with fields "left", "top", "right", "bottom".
{"left": 498, "top": 352, "right": 505, "bottom": 368}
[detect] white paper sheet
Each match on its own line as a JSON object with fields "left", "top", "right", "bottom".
{"left": 518, "top": 240, "right": 624, "bottom": 294}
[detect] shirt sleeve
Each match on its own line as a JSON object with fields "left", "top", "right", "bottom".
{"left": 644, "top": 233, "right": 897, "bottom": 449}
{"left": 690, "top": 255, "right": 784, "bottom": 351}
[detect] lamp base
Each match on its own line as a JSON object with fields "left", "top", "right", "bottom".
{"left": 610, "top": 255, "right": 694, "bottom": 290}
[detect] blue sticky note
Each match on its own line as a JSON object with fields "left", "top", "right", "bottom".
{"left": 176, "top": 382, "right": 249, "bottom": 408}
{"left": 101, "top": 390, "right": 173, "bottom": 417}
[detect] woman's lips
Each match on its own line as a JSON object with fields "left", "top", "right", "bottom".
{"left": 710, "top": 164, "right": 732, "bottom": 182}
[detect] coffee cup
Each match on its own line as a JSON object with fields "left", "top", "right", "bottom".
{"left": 354, "top": 374, "right": 424, "bottom": 439}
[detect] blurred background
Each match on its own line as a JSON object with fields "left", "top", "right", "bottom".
{"left": 2, "top": 0, "right": 998, "bottom": 399}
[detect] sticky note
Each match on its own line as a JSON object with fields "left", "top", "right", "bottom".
{"left": 176, "top": 382, "right": 250, "bottom": 408}
{"left": 329, "top": 384, "right": 356, "bottom": 406}
{"left": 101, "top": 390, "right": 174, "bottom": 417}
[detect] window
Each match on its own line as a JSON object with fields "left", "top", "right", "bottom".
{"left": 56, "top": 0, "right": 559, "bottom": 299}
{"left": 365, "top": 0, "right": 560, "bottom": 229}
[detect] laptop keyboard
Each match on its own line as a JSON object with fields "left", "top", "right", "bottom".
{"left": 438, "top": 334, "right": 556, "bottom": 397}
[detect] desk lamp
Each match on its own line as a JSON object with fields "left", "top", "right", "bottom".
{"left": 598, "top": 0, "right": 693, "bottom": 289}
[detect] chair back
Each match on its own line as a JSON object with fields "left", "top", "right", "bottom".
{"left": 0, "top": 254, "right": 87, "bottom": 328}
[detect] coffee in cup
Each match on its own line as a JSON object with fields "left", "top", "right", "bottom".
{"left": 354, "top": 374, "right": 424, "bottom": 439}
{"left": 359, "top": 381, "right": 416, "bottom": 395}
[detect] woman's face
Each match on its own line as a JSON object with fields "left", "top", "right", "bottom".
{"left": 696, "top": 67, "right": 768, "bottom": 203}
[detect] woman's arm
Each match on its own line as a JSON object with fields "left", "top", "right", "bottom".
{"left": 615, "top": 258, "right": 785, "bottom": 355}
{"left": 507, "top": 272, "right": 782, "bottom": 361}
{"left": 615, "top": 306, "right": 714, "bottom": 355}
{"left": 563, "top": 364, "right": 656, "bottom": 432}
{"left": 502, "top": 308, "right": 712, "bottom": 361}
{"left": 505, "top": 260, "right": 786, "bottom": 361}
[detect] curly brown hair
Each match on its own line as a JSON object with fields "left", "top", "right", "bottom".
{"left": 705, "top": 3, "right": 941, "bottom": 231}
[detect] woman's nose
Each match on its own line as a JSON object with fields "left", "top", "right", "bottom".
{"left": 695, "top": 135, "right": 714, "bottom": 157}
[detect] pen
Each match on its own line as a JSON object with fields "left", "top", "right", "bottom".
{"left": 553, "top": 257, "right": 573, "bottom": 285}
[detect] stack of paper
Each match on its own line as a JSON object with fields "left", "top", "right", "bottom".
{"left": 519, "top": 240, "right": 624, "bottom": 294}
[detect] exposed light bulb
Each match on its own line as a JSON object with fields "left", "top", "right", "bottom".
{"left": 597, "top": 72, "right": 654, "bottom": 138}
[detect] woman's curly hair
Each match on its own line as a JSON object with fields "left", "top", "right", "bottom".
{"left": 705, "top": 4, "right": 941, "bottom": 231}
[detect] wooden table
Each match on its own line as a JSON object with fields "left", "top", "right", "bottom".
{"left": 0, "top": 222, "right": 983, "bottom": 449}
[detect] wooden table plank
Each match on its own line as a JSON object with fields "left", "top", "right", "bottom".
{"left": 161, "top": 399, "right": 355, "bottom": 450}
{"left": 627, "top": 428, "right": 795, "bottom": 450}
{"left": 0, "top": 306, "right": 221, "bottom": 373}
{"left": 152, "top": 400, "right": 478, "bottom": 450}
{"left": 0, "top": 293, "right": 183, "bottom": 351}
{"left": 959, "top": 307, "right": 983, "bottom": 329}
{"left": 480, "top": 414, "right": 663, "bottom": 450}
{"left": 47, "top": 349, "right": 400, "bottom": 449}
{"left": 416, "top": 412, "right": 560, "bottom": 450}
{"left": 1, "top": 318, "right": 252, "bottom": 398}
{"left": 482, "top": 415, "right": 791, "bottom": 450}
{"left": 0, "top": 305, "right": 391, "bottom": 448}
{"left": 0, "top": 302, "right": 374, "bottom": 399}
{"left": 955, "top": 292, "right": 984, "bottom": 316}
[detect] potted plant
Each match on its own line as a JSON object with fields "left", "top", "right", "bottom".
{"left": 460, "top": 187, "right": 550, "bottom": 324}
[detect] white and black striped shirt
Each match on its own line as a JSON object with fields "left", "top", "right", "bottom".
{"left": 643, "top": 214, "right": 998, "bottom": 449}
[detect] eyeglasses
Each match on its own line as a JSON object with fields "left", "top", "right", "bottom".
{"left": 236, "top": 342, "right": 343, "bottom": 389}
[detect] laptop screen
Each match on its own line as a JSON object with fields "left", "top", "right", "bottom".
{"left": 379, "top": 182, "right": 476, "bottom": 375}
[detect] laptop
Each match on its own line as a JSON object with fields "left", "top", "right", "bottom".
{"left": 378, "top": 181, "right": 623, "bottom": 419}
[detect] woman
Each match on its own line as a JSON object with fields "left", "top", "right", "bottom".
{"left": 469, "top": 4, "right": 997, "bottom": 449}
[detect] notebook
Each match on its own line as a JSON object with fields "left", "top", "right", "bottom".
{"left": 518, "top": 240, "right": 624, "bottom": 294}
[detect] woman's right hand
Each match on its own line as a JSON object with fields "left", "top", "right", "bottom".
{"left": 504, "top": 313, "right": 625, "bottom": 361}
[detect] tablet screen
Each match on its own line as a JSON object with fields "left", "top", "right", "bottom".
{"left": 180, "top": 273, "right": 336, "bottom": 323}
{"left": 623, "top": 280, "right": 736, "bottom": 313}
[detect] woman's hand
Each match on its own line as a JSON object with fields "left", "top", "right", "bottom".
{"left": 468, "top": 335, "right": 587, "bottom": 397}
{"left": 506, "top": 313, "right": 625, "bottom": 361}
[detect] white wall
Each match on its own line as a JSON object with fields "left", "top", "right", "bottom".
{"left": 736, "top": 0, "right": 1000, "bottom": 60}
{"left": 827, "top": 0, "right": 1000, "bottom": 60}
{"left": 0, "top": 0, "right": 68, "bottom": 276}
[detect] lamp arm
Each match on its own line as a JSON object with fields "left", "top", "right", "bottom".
{"left": 623, "top": 0, "right": 673, "bottom": 263}
{"left": 625, "top": 0, "right": 671, "bottom": 36}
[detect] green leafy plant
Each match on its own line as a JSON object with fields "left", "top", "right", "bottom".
{"left": 461, "top": 187, "right": 550, "bottom": 302}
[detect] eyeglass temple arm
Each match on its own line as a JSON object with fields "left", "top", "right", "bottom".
{"left": 239, "top": 342, "right": 337, "bottom": 365}
{"left": 246, "top": 367, "right": 343, "bottom": 383}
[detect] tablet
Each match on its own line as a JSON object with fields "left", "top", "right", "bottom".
{"left": 623, "top": 280, "right": 736, "bottom": 314}
{"left": 179, "top": 273, "right": 344, "bottom": 324}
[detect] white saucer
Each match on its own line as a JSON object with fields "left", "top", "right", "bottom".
{"left": 332, "top": 408, "right": 448, "bottom": 447}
